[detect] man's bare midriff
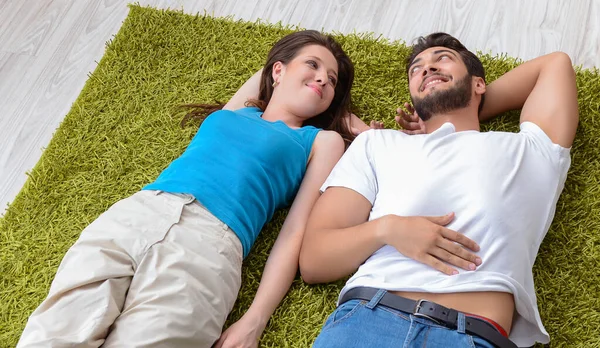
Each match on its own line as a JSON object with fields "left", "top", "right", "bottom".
{"left": 390, "top": 290, "right": 515, "bottom": 334}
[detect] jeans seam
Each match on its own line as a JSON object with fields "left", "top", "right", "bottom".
{"left": 322, "top": 301, "right": 365, "bottom": 332}
{"left": 422, "top": 327, "right": 430, "bottom": 348}
{"left": 467, "top": 334, "right": 476, "bottom": 348}
{"left": 376, "top": 305, "right": 410, "bottom": 321}
{"left": 403, "top": 316, "right": 416, "bottom": 348}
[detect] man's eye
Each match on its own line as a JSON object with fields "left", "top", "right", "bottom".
{"left": 411, "top": 66, "right": 421, "bottom": 75}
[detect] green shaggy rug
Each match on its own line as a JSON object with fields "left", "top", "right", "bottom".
{"left": 1, "top": 4, "right": 599, "bottom": 347}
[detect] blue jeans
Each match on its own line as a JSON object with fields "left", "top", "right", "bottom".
{"left": 313, "top": 290, "right": 495, "bottom": 348}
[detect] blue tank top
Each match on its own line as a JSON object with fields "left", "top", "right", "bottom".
{"left": 144, "top": 107, "right": 321, "bottom": 257}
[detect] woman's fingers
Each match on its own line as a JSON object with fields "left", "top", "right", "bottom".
{"left": 370, "top": 120, "right": 384, "bottom": 129}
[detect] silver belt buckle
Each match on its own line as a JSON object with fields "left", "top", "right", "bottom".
{"left": 413, "top": 299, "right": 442, "bottom": 325}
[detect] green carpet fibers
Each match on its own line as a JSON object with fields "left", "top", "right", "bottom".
{"left": 1, "top": 4, "right": 599, "bottom": 347}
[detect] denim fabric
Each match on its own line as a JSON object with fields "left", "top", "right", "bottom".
{"left": 313, "top": 290, "right": 495, "bottom": 348}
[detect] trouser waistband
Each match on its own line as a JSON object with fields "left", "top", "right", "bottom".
{"left": 340, "top": 287, "right": 517, "bottom": 348}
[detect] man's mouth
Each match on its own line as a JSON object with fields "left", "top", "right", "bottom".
{"left": 420, "top": 75, "right": 451, "bottom": 92}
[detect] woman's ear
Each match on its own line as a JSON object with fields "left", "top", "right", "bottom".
{"left": 272, "top": 61, "right": 285, "bottom": 85}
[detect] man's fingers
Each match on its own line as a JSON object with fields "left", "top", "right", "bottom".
{"left": 396, "top": 107, "right": 419, "bottom": 122}
{"left": 422, "top": 254, "right": 458, "bottom": 275}
{"left": 430, "top": 248, "right": 476, "bottom": 271}
{"left": 396, "top": 103, "right": 420, "bottom": 122}
{"left": 441, "top": 228, "right": 480, "bottom": 252}
{"left": 423, "top": 213, "right": 455, "bottom": 226}
{"left": 434, "top": 239, "right": 480, "bottom": 270}
{"left": 395, "top": 116, "right": 420, "bottom": 131}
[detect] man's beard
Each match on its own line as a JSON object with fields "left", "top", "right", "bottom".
{"left": 412, "top": 74, "right": 472, "bottom": 121}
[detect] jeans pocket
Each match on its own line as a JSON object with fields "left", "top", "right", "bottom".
{"left": 469, "top": 335, "right": 497, "bottom": 348}
{"left": 323, "top": 300, "right": 364, "bottom": 331}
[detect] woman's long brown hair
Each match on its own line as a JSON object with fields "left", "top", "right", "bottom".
{"left": 181, "top": 30, "right": 356, "bottom": 144}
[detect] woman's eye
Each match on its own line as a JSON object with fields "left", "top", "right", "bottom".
{"left": 307, "top": 60, "right": 318, "bottom": 68}
{"left": 329, "top": 76, "right": 337, "bottom": 85}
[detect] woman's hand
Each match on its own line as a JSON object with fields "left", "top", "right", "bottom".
{"left": 348, "top": 112, "right": 385, "bottom": 135}
{"left": 212, "top": 313, "right": 266, "bottom": 348}
{"left": 395, "top": 102, "right": 426, "bottom": 134}
{"left": 369, "top": 119, "right": 384, "bottom": 130}
{"left": 376, "top": 213, "right": 482, "bottom": 275}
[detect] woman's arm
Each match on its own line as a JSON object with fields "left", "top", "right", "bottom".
{"left": 213, "top": 131, "right": 345, "bottom": 348}
{"left": 348, "top": 113, "right": 384, "bottom": 135}
{"left": 223, "top": 69, "right": 263, "bottom": 111}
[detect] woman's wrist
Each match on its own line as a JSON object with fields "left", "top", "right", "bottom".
{"left": 243, "top": 307, "right": 270, "bottom": 332}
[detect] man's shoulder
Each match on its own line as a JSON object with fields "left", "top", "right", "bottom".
{"left": 356, "top": 129, "right": 410, "bottom": 144}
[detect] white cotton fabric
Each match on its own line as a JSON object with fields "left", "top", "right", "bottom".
{"left": 321, "top": 122, "right": 571, "bottom": 347}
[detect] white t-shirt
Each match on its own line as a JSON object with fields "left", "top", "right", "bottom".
{"left": 321, "top": 122, "right": 571, "bottom": 347}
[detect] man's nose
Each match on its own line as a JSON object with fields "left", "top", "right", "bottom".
{"left": 423, "top": 65, "right": 438, "bottom": 76}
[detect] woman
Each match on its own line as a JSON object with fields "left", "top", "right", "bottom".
{"left": 17, "top": 30, "right": 372, "bottom": 348}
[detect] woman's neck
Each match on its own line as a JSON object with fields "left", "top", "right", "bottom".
{"left": 262, "top": 103, "right": 304, "bottom": 128}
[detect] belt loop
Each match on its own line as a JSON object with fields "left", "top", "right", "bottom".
{"left": 365, "top": 289, "right": 387, "bottom": 309}
{"left": 457, "top": 312, "right": 466, "bottom": 334}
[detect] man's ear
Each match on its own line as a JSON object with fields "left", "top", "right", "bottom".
{"left": 272, "top": 61, "right": 286, "bottom": 84}
{"left": 473, "top": 76, "right": 486, "bottom": 95}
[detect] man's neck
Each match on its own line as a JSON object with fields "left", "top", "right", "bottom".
{"left": 424, "top": 107, "right": 480, "bottom": 133}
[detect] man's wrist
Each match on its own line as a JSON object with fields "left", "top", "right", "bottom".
{"left": 374, "top": 215, "right": 395, "bottom": 245}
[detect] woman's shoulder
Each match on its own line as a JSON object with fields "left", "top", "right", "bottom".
{"left": 313, "top": 130, "right": 344, "bottom": 150}
{"left": 229, "top": 106, "right": 263, "bottom": 117}
{"left": 307, "top": 130, "right": 345, "bottom": 164}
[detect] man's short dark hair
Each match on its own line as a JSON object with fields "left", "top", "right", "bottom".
{"left": 406, "top": 33, "right": 486, "bottom": 114}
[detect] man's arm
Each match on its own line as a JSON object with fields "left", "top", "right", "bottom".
{"left": 300, "top": 187, "right": 481, "bottom": 284}
{"left": 480, "top": 52, "right": 578, "bottom": 147}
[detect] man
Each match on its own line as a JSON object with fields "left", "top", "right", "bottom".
{"left": 300, "top": 32, "right": 578, "bottom": 348}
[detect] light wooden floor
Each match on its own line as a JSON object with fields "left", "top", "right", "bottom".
{"left": 1, "top": 0, "right": 599, "bottom": 213}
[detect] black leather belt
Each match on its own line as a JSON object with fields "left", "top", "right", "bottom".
{"left": 339, "top": 287, "right": 517, "bottom": 348}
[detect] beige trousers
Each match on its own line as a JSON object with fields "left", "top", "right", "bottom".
{"left": 17, "top": 190, "right": 243, "bottom": 348}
